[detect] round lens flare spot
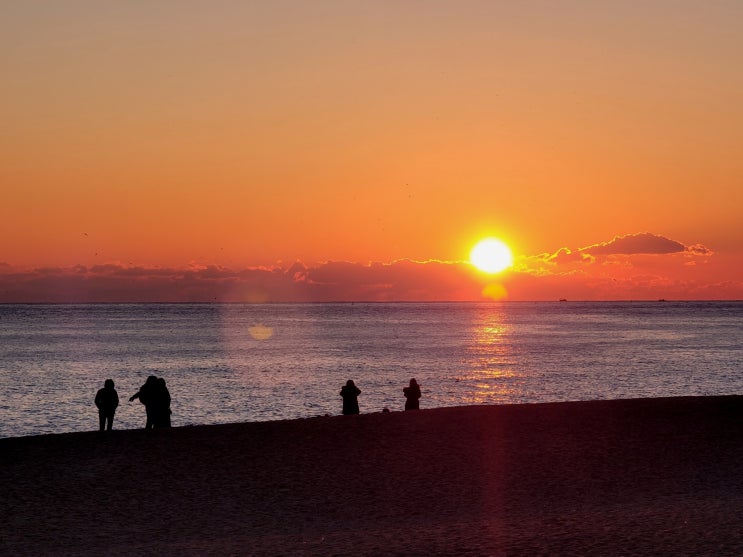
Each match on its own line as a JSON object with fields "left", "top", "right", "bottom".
{"left": 248, "top": 324, "right": 274, "bottom": 340}
{"left": 482, "top": 283, "right": 508, "bottom": 300}
{"left": 470, "top": 239, "right": 514, "bottom": 273}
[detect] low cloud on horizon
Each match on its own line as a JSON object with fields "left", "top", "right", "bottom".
{"left": 0, "top": 233, "right": 737, "bottom": 302}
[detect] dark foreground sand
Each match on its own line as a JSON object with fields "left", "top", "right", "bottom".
{"left": 3, "top": 397, "right": 743, "bottom": 556}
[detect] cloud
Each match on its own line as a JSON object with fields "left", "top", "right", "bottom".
{"left": 547, "top": 248, "right": 594, "bottom": 265}
{"left": 686, "top": 243, "right": 714, "bottom": 256}
{"left": 0, "top": 260, "right": 485, "bottom": 303}
{"left": 581, "top": 233, "right": 687, "bottom": 255}
{"left": 520, "top": 233, "right": 715, "bottom": 280}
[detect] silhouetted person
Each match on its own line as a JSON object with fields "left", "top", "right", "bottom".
{"left": 129, "top": 375, "right": 158, "bottom": 429}
{"left": 94, "top": 379, "right": 119, "bottom": 431}
{"left": 403, "top": 378, "right": 421, "bottom": 411}
{"left": 340, "top": 379, "right": 361, "bottom": 415}
{"left": 153, "top": 377, "right": 172, "bottom": 428}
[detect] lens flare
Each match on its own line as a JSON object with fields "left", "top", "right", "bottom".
{"left": 248, "top": 324, "right": 274, "bottom": 340}
{"left": 482, "top": 283, "right": 508, "bottom": 300}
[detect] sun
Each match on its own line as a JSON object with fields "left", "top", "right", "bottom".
{"left": 470, "top": 238, "right": 514, "bottom": 273}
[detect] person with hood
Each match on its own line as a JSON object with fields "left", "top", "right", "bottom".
{"left": 340, "top": 379, "right": 361, "bottom": 415}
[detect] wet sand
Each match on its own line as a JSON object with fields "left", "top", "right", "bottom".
{"left": 2, "top": 396, "right": 743, "bottom": 556}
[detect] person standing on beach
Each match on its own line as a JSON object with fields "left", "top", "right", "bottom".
{"left": 153, "top": 377, "right": 172, "bottom": 427}
{"left": 340, "top": 379, "right": 361, "bottom": 415}
{"left": 403, "top": 378, "right": 421, "bottom": 411}
{"left": 129, "top": 375, "right": 158, "bottom": 429}
{"left": 94, "top": 379, "right": 119, "bottom": 431}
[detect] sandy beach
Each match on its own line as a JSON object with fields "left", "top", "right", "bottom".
{"left": 2, "top": 396, "right": 743, "bottom": 556}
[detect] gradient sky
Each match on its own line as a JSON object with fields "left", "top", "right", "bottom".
{"left": 2, "top": 1, "right": 741, "bottom": 301}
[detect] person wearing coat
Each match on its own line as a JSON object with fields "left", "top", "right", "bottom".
{"left": 340, "top": 380, "right": 361, "bottom": 415}
{"left": 403, "top": 378, "right": 421, "bottom": 411}
{"left": 129, "top": 375, "right": 158, "bottom": 429}
{"left": 95, "top": 379, "right": 119, "bottom": 431}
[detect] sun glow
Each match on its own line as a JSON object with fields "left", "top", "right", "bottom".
{"left": 470, "top": 238, "right": 514, "bottom": 273}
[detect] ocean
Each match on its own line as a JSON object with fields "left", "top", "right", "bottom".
{"left": 0, "top": 301, "right": 741, "bottom": 438}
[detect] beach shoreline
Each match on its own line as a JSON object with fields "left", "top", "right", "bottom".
{"left": 3, "top": 396, "right": 743, "bottom": 555}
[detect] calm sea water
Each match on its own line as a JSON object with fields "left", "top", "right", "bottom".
{"left": 0, "top": 302, "right": 741, "bottom": 438}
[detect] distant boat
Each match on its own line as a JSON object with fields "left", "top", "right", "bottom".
{"left": 658, "top": 299, "right": 667, "bottom": 302}
{"left": 559, "top": 298, "right": 568, "bottom": 302}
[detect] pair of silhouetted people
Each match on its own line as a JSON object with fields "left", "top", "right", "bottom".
{"left": 94, "top": 379, "right": 119, "bottom": 431}
{"left": 340, "top": 378, "right": 422, "bottom": 415}
{"left": 129, "top": 375, "right": 172, "bottom": 429}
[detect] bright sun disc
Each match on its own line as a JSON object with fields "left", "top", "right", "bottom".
{"left": 470, "top": 238, "right": 514, "bottom": 273}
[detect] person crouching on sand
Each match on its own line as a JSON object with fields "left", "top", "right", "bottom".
{"left": 95, "top": 379, "right": 119, "bottom": 431}
{"left": 403, "top": 378, "right": 421, "bottom": 411}
{"left": 340, "top": 380, "right": 361, "bottom": 415}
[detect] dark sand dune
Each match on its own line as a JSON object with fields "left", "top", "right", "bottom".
{"left": 3, "top": 397, "right": 743, "bottom": 556}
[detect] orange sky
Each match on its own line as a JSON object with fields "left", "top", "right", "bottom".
{"left": 1, "top": 2, "right": 741, "bottom": 301}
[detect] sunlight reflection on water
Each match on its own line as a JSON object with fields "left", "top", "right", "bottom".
{"left": 461, "top": 307, "right": 522, "bottom": 404}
